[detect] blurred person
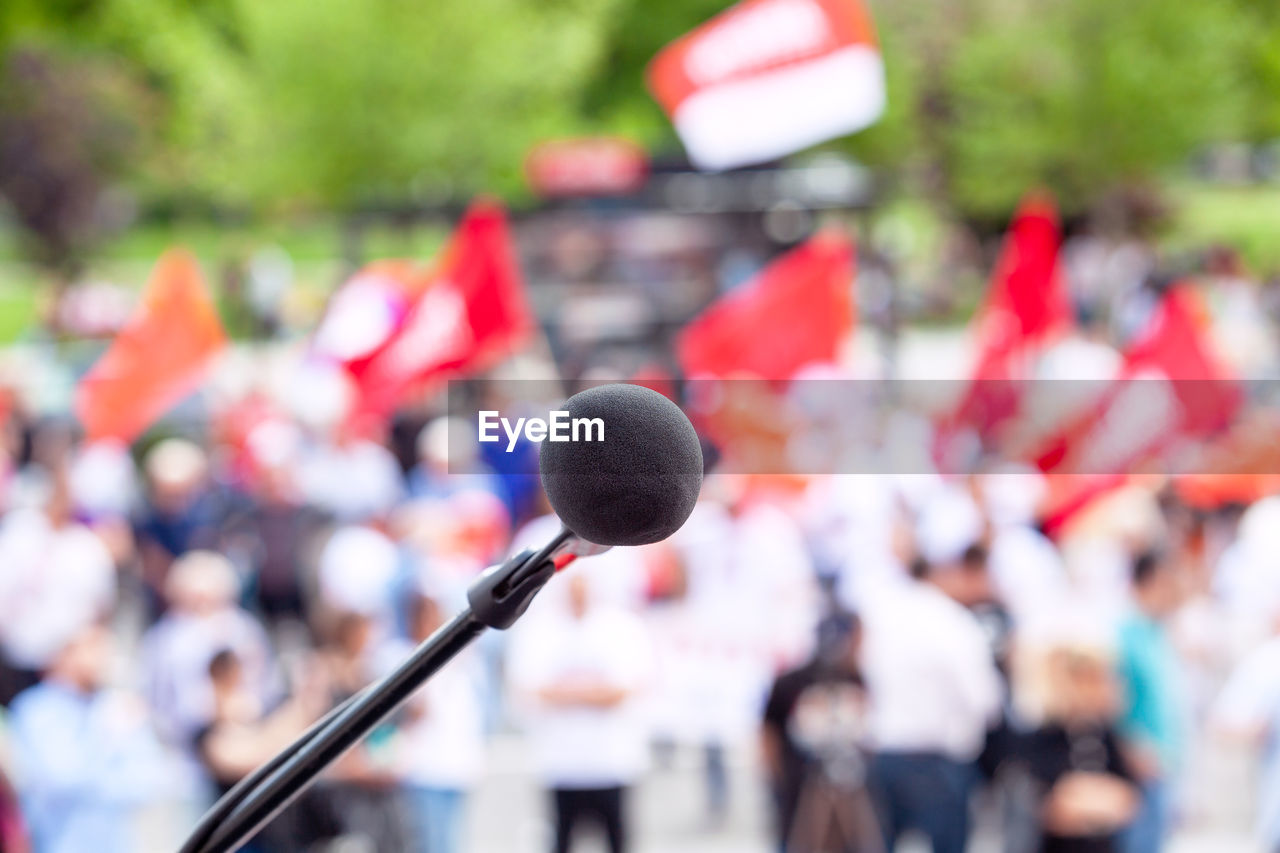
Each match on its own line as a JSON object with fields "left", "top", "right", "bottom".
{"left": 1115, "top": 550, "right": 1187, "bottom": 853}
{"left": 0, "top": 715, "right": 28, "bottom": 853}
{"left": 315, "top": 510, "right": 402, "bottom": 631}
{"left": 392, "top": 592, "right": 486, "bottom": 853}
{"left": 803, "top": 477, "right": 907, "bottom": 609}
{"left": 762, "top": 611, "right": 882, "bottom": 853}
{"left": 8, "top": 624, "right": 166, "bottom": 853}
{"left": 860, "top": 551, "right": 1002, "bottom": 853}
{"left": 1202, "top": 246, "right": 1277, "bottom": 374}
{"left": 221, "top": 460, "right": 318, "bottom": 631}
{"left": 296, "top": 423, "right": 404, "bottom": 522}
{"left": 979, "top": 469, "right": 1069, "bottom": 629}
{"left": 67, "top": 439, "right": 138, "bottom": 523}
{"left": 407, "top": 416, "right": 504, "bottom": 505}
{"left": 1213, "top": 495, "right": 1280, "bottom": 650}
{"left": 510, "top": 570, "right": 655, "bottom": 853}
{"left": 316, "top": 610, "right": 413, "bottom": 850}
{"left": 0, "top": 770, "right": 25, "bottom": 853}
{"left": 0, "top": 471, "right": 115, "bottom": 707}
{"left": 662, "top": 480, "right": 819, "bottom": 824}
{"left": 135, "top": 439, "right": 223, "bottom": 615}
{"left": 195, "top": 649, "right": 340, "bottom": 853}
{"left": 1058, "top": 488, "right": 1165, "bottom": 636}
{"left": 396, "top": 490, "right": 511, "bottom": 602}
{"left": 140, "top": 550, "right": 274, "bottom": 749}
{"left": 1021, "top": 644, "right": 1138, "bottom": 853}
{"left": 949, "top": 544, "right": 1012, "bottom": 665}
{"left": 1209, "top": 607, "right": 1280, "bottom": 851}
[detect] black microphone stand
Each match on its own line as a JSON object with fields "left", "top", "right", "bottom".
{"left": 179, "top": 527, "right": 574, "bottom": 853}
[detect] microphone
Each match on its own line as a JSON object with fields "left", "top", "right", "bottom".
{"left": 541, "top": 382, "right": 703, "bottom": 547}
{"left": 180, "top": 382, "right": 703, "bottom": 853}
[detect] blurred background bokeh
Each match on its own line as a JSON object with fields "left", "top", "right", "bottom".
{"left": 2, "top": 0, "right": 1280, "bottom": 852}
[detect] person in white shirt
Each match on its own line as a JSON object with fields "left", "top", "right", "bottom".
{"left": 140, "top": 551, "right": 275, "bottom": 751}
{"left": 394, "top": 591, "right": 486, "bottom": 853}
{"left": 297, "top": 430, "right": 404, "bottom": 523}
{"left": 316, "top": 518, "right": 402, "bottom": 627}
{"left": 657, "top": 486, "right": 819, "bottom": 825}
{"left": 860, "top": 551, "right": 1002, "bottom": 853}
{"left": 0, "top": 477, "right": 115, "bottom": 706}
{"left": 509, "top": 569, "right": 654, "bottom": 853}
{"left": 8, "top": 623, "right": 167, "bottom": 853}
{"left": 1209, "top": 610, "right": 1280, "bottom": 851}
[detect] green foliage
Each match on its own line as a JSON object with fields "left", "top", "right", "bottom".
{"left": 1166, "top": 183, "right": 1280, "bottom": 273}
{"left": 938, "top": 0, "right": 1249, "bottom": 218}
{"left": 1232, "top": 0, "right": 1280, "bottom": 141}
{"left": 3, "top": 0, "right": 1280, "bottom": 266}
{"left": 210, "top": 0, "right": 621, "bottom": 209}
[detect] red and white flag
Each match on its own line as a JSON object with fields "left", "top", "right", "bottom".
{"left": 1036, "top": 285, "right": 1242, "bottom": 536}
{"left": 647, "top": 0, "right": 885, "bottom": 171}
{"left": 346, "top": 200, "right": 533, "bottom": 419}
{"left": 312, "top": 259, "right": 429, "bottom": 371}
{"left": 76, "top": 249, "right": 227, "bottom": 443}
{"left": 1037, "top": 286, "right": 1240, "bottom": 476}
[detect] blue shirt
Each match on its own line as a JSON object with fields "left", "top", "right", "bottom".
{"left": 1116, "top": 612, "right": 1185, "bottom": 775}
{"left": 8, "top": 682, "right": 166, "bottom": 853}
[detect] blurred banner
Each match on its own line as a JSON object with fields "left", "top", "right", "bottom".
{"left": 677, "top": 230, "right": 856, "bottom": 379}
{"left": 75, "top": 249, "right": 226, "bottom": 443}
{"left": 647, "top": 0, "right": 885, "bottom": 170}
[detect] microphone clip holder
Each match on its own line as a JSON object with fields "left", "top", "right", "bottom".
{"left": 467, "top": 546, "right": 556, "bottom": 629}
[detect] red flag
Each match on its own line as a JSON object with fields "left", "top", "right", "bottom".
{"left": 953, "top": 194, "right": 1070, "bottom": 428}
{"left": 75, "top": 249, "right": 226, "bottom": 443}
{"left": 648, "top": 0, "right": 885, "bottom": 170}
{"left": 677, "top": 231, "right": 855, "bottom": 379}
{"left": 1118, "top": 286, "right": 1240, "bottom": 435}
{"left": 349, "top": 200, "right": 532, "bottom": 418}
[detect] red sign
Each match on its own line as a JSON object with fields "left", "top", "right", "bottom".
{"left": 647, "top": 0, "right": 884, "bottom": 170}
{"left": 525, "top": 137, "right": 649, "bottom": 197}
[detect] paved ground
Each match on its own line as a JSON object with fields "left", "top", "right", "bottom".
{"left": 148, "top": 733, "right": 1261, "bottom": 851}
{"left": 464, "top": 736, "right": 1263, "bottom": 853}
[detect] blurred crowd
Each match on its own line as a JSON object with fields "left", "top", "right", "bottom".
{"left": 0, "top": 371, "right": 1277, "bottom": 853}
{"left": 0, "top": 215, "right": 1279, "bottom": 853}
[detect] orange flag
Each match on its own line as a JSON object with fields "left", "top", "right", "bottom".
{"left": 75, "top": 249, "right": 227, "bottom": 443}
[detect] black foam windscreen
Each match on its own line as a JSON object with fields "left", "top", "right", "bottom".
{"left": 539, "top": 383, "right": 703, "bottom": 546}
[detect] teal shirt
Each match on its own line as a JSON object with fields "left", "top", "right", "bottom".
{"left": 1117, "top": 612, "right": 1185, "bottom": 775}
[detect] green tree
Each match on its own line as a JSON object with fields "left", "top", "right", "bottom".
{"left": 902, "top": 0, "right": 1250, "bottom": 219}
{"left": 211, "top": 0, "right": 622, "bottom": 210}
